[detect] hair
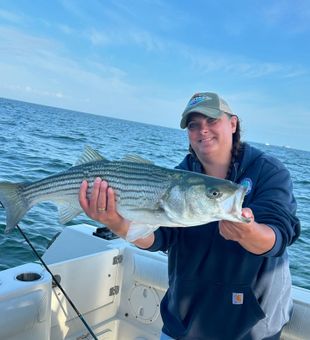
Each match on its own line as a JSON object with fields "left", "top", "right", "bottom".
{"left": 188, "top": 115, "right": 243, "bottom": 180}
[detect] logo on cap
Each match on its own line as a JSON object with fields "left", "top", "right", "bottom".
{"left": 187, "top": 93, "right": 213, "bottom": 108}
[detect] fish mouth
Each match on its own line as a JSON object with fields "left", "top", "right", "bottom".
{"left": 235, "top": 186, "right": 246, "bottom": 211}
{"left": 221, "top": 185, "right": 247, "bottom": 221}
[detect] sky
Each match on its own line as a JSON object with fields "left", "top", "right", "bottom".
{"left": 0, "top": 0, "right": 310, "bottom": 151}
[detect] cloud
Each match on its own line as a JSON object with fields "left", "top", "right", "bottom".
{"left": 127, "top": 29, "right": 165, "bottom": 51}
{"left": 79, "top": 25, "right": 307, "bottom": 80}
{"left": 180, "top": 46, "right": 307, "bottom": 79}
{"left": 58, "top": 0, "right": 90, "bottom": 22}
{"left": 58, "top": 0, "right": 174, "bottom": 52}
{"left": 86, "top": 28, "right": 110, "bottom": 46}
{"left": 55, "top": 1, "right": 308, "bottom": 79}
{"left": 57, "top": 24, "right": 75, "bottom": 35}
{"left": 263, "top": 0, "right": 310, "bottom": 34}
{"left": 0, "top": 25, "right": 60, "bottom": 58}
{"left": 0, "top": 23, "right": 172, "bottom": 125}
{"left": 3, "top": 84, "right": 65, "bottom": 99}
{"left": 0, "top": 20, "right": 306, "bottom": 125}
{"left": 0, "top": 9, "right": 23, "bottom": 24}
{"left": 83, "top": 26, "right": 165, "bottom": 52}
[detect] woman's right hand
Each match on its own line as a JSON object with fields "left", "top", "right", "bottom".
{"left": 79, "top": 177, "right": 130, "bottom": 238}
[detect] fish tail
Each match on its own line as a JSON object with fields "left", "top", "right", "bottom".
{"left": 0, "top": 182, "right": 29, "bottom": 233}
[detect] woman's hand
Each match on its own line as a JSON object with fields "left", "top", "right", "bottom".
{"left": 219, "top": 208, "right": 276, "bottom": 255}
{"left": 79, "top": 178, "right": 155, "bottom": 248}
{"left": 79, "top": 177, "right": 130, "bottom": 238}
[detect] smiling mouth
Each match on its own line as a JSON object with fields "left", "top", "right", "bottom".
{"left": 199, "top": 137, "right": 213, "bottom": 143}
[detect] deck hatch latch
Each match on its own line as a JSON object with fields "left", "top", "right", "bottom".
{"left": 113, "top": 255, "right": 123, "bottom": 265}
{"left": 109, "top": 286, "right": 120, "bottom": 296}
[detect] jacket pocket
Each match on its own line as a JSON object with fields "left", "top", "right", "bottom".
{"left": 192, "top": 282, "right": 266, "bottom": 339}
{"left": 162, "top": 279, "right": 266, "bottom": 340}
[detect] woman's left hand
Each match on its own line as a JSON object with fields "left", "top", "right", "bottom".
{"left": 219, "top": 208, "right": 254, "bottom": 241}
{"left": 219, "top": 208, "right": 276, "bottom": 255}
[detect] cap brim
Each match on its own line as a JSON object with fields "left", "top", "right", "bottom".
{"left": 180, "top": 107, "right": 223, "bottom": 129}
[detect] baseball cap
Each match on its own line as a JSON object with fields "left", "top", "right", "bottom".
{"left": 180, "top": 92, "right": 234, "bottom": 129}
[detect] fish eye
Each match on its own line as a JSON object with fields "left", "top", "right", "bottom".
{"left": 207, "top": 188, "right": 223, "bottom": 199}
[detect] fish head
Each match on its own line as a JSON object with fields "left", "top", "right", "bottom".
{"left": 164, "top": 173, "right": 248, "bottom": 226}
{"left": 185, "top": 175, "right": 248, "bottom": 224}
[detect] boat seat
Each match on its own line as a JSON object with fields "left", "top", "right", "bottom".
{"left": 281, "top": 286, "right": 310, "bottom": 340}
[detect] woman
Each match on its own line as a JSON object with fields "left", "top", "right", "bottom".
{"left": 79, "top": 92, "right": 300, "bottom": 340}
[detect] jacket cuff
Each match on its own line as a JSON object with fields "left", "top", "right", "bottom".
{"left": 260, "top": 225, "right": 283, "bottom": 257}
{"left": 141, "top": 229, "right": 162, "bottom": 252}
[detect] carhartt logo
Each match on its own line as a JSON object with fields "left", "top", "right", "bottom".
{"left": 232, "top": 293, "right": 244, "bottom": 305}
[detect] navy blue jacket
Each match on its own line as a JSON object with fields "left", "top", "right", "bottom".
{"left": 147, "top": 143, "right": 300, "bottom": 340}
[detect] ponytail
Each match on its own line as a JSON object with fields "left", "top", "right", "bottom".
{"left": 226, "top": 117, "right": 243, "bottom": 180}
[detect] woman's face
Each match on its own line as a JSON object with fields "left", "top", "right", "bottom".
{"left": 187, "top": 112, "right": 238, "bottom": 160}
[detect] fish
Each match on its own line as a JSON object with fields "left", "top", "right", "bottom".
{"left": 0, "top": 146, "right": 249, "bottom": 242}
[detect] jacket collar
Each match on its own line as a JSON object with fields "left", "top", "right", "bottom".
{"left": 177, "top": 143, "right": 264, "bottom": 182}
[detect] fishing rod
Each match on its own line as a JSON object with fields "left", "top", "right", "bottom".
{"left": 15, "top": 224, "right": 98, "bottom": 340}
{"left": 0, "top": 200, "right": 98, "bottom": 340}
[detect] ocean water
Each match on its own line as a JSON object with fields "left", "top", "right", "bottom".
{"left": 0, "top": 97, "right": 309, "bottom": 289}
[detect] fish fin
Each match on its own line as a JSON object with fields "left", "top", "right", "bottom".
{"left": 0, "top": 182, "right": 29, "bottom": 233}
{"left": 75, "top": 146, "right": 107, "bottom": 166}
{"left": 126, "top": 222, "right": 160, "bottom": 242}
{"left": 58, "top": 202, "right": 82, "bottom": 224}
{"left": 122, "top": 154, "right": 154, "bottom": 164}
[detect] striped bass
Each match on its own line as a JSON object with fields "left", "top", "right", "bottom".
{"left": 0, "top": 146, "right": 249, "bottom": 241}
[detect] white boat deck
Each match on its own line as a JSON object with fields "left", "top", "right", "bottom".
{"left": 0, "top": 224, "right": 309, "bottom": 340}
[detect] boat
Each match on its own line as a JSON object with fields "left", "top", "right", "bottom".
{"left": 0, "top": 224, "right": 309, "bottom": 340}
